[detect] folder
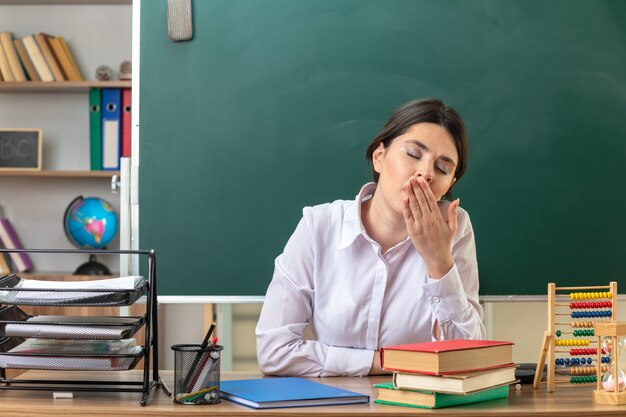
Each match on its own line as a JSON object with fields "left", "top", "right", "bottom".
{"left": 219, "top": 377, "right": 369, "bottom": 409}
{"left": 121, "top": 88, "right": 132, "bottom": 158}
{"left": 101, "top": 88, "right": 122, "bottom": 170}
{"left": 89, "top": 88, "right": 103, "bottom": 171}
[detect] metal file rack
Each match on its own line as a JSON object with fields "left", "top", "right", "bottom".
{"left": 0, "top": 248, "right": 169, "bottom": 406}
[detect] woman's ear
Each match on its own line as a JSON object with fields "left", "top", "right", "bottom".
{"left": 372, "top": 143, "right": 386, "bottom": 174}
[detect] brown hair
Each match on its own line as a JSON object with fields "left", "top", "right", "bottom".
{"left": 365, "top": 98, "right": 468, "bottom": 199}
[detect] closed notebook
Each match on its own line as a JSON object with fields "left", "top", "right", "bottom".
{"left": 374, "top": 382, "right": 509, "bottom": 409}
{"left": 381, "top": 339, "right": 514, "bottom": 375}
{"left": 393, "top": 364, "right": 517, "bottom": 394}
{"left": 219, "top": 377, "right": 369, "bottom": 409}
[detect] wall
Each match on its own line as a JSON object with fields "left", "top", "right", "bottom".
{"left": 159, "top": 300, "right": 626, "bottom": 371}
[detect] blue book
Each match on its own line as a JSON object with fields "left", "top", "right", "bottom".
{"left": 219, "top": 377, "right": 370, "bottom": 409}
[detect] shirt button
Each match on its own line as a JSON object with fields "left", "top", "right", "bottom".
{"left": 433, "top": 296, "right": 441, "bottom": 303}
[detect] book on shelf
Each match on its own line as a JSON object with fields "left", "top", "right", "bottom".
{"left": 0, "top": 252, "right": 10, "bottom": 274}
{"left": 13, "top": 38, "right": 40, "bottom": 81}
{"left": 219, "top": 377, "right": 370, "bottom": 409}
{"left": 0, "top": 217, "right": 33, "bottom": 272}
{"left": 34, "top": 32, "right": 65, "bottom": 81}
{"left": 393, "top": 364, "right": 517, "bottom": 395}
{"left": 0, "top": 40, "right": 14, "bottom": 82}
{"left": 47, "top": 35, "right": 83, "bottom": 81}
{"left": 374, "top": 382, "right": 509, "bottom": 409}
{"left": 381, "top": 339, "right": 514, "bottom": 375}
{"left": 57, "top": 36, "right": 83, "bottom": 81}
{"left": 22, "top": 35, "right": 53, "bottom": 81}
{"left": 0, "top": 32, "right": 26, "bottom": 82}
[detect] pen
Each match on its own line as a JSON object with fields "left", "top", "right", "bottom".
{"left": 201, "top": 322, "right": 216, "bottom": 348}
{"left": 183, "top": 322, "right": 217, "bottom": 391}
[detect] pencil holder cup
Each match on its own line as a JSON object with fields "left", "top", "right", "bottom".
{"left": 171, "top": 344, "right": 223, "bottom": 405}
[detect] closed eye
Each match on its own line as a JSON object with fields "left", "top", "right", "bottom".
{"left": 402, "top": 147, "right": 421, "bottom": 160}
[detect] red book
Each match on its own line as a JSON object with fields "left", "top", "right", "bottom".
{"left": 121, "top": 88, "right": 132, "bottom": 157}
{"left": 381, "top": 339, "right": 514, "bottom": 375}
{"left": 0, "top": 218, "right": 33, "bottom": 272}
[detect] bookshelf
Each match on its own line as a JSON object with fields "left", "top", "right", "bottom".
{"left": 0, "top": 2, "right": 132, "bottom": 274}
{"left": 0, "top": 170, "right": 120, "bottom": 178}
{"left": 0, "top": 81, "right": 131, "bottom": 93}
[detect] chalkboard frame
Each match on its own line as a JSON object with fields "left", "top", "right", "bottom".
{"left": 0, "top": 128, "right": 42, "bottom": 171}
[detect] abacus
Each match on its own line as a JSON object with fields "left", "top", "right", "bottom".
{"left": 533, "top": 282, "right": 617, "bottom": 392}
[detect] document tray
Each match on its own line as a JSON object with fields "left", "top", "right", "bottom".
{"left": 0, "top": 275, "right": 147, "bottom": 306}
{"left": 0, "top": 305, "right": 145, "bottom": 340}
{"left": 0, "top": 337, "right": 144, "bottom": 371}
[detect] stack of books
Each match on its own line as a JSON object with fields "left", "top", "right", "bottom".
{"left": 376, "top": 339, "right": 516, "bottom": 409}
{"left": 0, "top": 31, "right": 83, "bottom": 82}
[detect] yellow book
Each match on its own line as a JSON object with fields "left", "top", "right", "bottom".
{"left": 13, "top": 38, "right": 40, "bottom": 81}
{"left": 0, "top": 32, "right": 26, "bottom": 82}
{"left": 35, "top": 33, "right": 65, "bottom": 81}
{"left": 58, "top": 36, "right": 83, "bottom": 81}
{"left": 0, "top": 252, "right": 10, "bottom": 274}
{"left": 0, "top": 41, "right": 15, "bottom": 82}
{"left": 48, "top": 37, "right": 78, "bottom": 81}
{"left": 23, "top": 35, "right": 53, "bottom": 82}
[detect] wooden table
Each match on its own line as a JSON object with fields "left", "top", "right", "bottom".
{"left": 0, "top": 370, "right": 624, "bottom": 416}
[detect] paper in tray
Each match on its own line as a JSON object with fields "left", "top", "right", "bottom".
{"left": 0, "top": 337, "right": 144, "bottom": 371}
{"left": 0, "top": 275, "right": 147, "bottom": 306}
{"left": 0, "top": 305, "right": 145, "bottom": 339}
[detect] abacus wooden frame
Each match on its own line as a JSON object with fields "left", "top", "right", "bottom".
{"left": 533, "top": 281, "right": 618, "bottom": 393}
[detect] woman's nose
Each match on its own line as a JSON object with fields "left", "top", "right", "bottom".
{"left": 416, "top": 171, "right": 433, "bottom": 183}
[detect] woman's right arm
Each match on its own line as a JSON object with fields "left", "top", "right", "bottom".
{"left": 255, "top": 214, "right": 374, "bottom": 377}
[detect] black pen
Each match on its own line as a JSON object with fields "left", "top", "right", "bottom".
{"left": 183, "top": 322, "right": 217, "bottom": 391}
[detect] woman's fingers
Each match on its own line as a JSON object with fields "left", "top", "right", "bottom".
{"left": 405, "top": 179, "right": 423, "bottom": 219}
{"left": 416, "top": 176, "right": 438, "bottom": 215}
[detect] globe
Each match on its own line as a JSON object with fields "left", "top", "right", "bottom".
{"left": 64, "top": 196, "right": 118, "bottom": 249}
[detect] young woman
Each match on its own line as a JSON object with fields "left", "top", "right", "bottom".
{"left": 256, "top": 98, "right": 485, "bottom": 377}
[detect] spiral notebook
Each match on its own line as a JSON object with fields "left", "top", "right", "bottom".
{"left": 219, "top": 377, "right": 369, "bottom": 409}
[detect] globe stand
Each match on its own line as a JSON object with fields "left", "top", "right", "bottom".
{"left": 74, "top": 254, "right": 111, "bottom": 275}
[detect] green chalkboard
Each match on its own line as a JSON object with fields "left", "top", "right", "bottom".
{"left": 140, "top": 0, "right": 626, "bottom": 296}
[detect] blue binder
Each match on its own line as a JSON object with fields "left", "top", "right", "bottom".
{"left": 219, "top": 377, "right": 369, "bottom": 409}
{"left": 101, "top": 88, "right": 121, "bottom": 170}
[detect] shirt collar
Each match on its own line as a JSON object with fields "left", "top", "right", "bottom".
{"left": 338, "top": 182, "right": 377, "bottom": 250}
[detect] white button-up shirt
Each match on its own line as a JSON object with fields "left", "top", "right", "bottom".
{"left": 256, "top": 183, "right": 485, "bottom": 377}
